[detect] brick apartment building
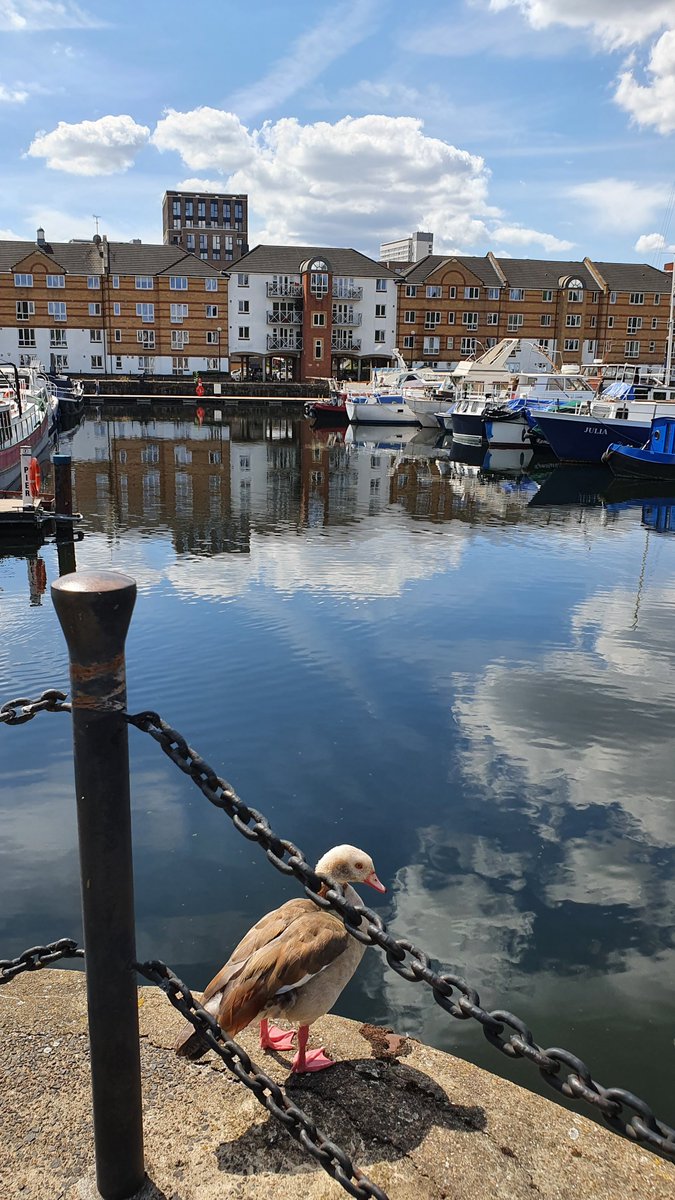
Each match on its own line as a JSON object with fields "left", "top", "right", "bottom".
{"left": 162, "top": 190, "right": 248, "bottom": 268}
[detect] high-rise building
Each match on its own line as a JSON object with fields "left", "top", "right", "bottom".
{"left": 379, "top": 232, "right": 433, "bottom": 264}
{"left": 162, "top": 190, "right": 249, "bottom": 268}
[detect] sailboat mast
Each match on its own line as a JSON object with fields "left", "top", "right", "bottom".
{"left": 666, "top": 257, "right": 675, "bottom": 383}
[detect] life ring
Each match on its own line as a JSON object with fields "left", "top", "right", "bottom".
{"left": 195, "top": 383, "right": 205, "bottom": 397}
{"left": 28, "top": 457, "right": 41, "bottom": 497}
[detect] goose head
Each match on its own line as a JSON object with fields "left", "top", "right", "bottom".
{"left": 315, "top": 844, "right": 386, "bottom": 893}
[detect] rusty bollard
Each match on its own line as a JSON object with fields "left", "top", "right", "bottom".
{"left": 51, "top": 571, "right": 144, "bottom": 1200}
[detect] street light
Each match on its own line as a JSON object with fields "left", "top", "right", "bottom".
{"left": 217, "top": 326, "right": 222, "bottom": 376}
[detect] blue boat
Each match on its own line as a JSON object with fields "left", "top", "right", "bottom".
{"left": 603, "top": 416, "right": 675, "bottom": 482}
{"left": 529, "top": 409, "right": 651, "bottom": 463}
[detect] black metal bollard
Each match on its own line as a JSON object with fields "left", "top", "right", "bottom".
{"left": 53, "top": 452, "right": 74, "bottom": 526}
{"left": 51, "top": 571, "right": 145, "bottom": 1200}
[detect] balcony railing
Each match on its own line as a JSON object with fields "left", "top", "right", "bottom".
{"left": 332, "top": 285, "right": 363, "bottom": 300}
{"left": 267, "top": 311, "right": 302, "bottom": 324}
{"left": 267, "top": 334, "right": 302, "bottom": 351}
{"left": 331, "top": 337, "right": 361, "bottom": 352}
{"left": 332, "top": 312, "right": 363, "bottom": 326}
{"left": 266, "top": 281, "right": 302, "bottom": 297}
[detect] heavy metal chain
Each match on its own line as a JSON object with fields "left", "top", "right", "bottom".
{"left": 3, "top": 696, "right": 674, "bottom": 1159}
{"left": 126, "top": 709, "right": 675, "bottom": 1161}
{"left": 135, "top": 959, "right": 387, "bottom": 1200}
{"left": 0, "top": 938, "right": 84, "bottom": 984}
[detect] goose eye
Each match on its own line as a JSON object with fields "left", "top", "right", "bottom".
{"left": 354, "top": 861, "right": 364, "bottom": 870}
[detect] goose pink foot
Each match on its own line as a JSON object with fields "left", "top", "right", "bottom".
{"left": 259, "top": 1019, "right": 296, "bottom": 1051}
{"left": 290, "top": 1025, "right": 335, "bottom": 1073}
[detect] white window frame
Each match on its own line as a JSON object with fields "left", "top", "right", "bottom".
{"left": 46, "top": 274, "right": 65, "bottom": 288}
{"left": 135, "top": 276, "right": 154, "bottom": 290}
{"left": 14, "top": 273, "right": 33, "bottom": 287}
{"left": 169, "top": 276, "right": 188, "bottom": 290}
{"left": 87, "top": 275, "right": 100, "bottom": 289}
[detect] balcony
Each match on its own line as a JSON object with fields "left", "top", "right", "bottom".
{"left": 331, "top": 337, "right": 361, "bottom": 352}
{"left": 267, "top": 310, "right": 302, "bottom": 324}
{"left": 332, "top": 284, "right": 363, "bottom": 300}
{"left": 267, "top": 334, "right": 302, "bottom": 351}
{"left": 332, "top": 311, "right": 363, "bottom": 326}
{"left": 267, "top": 281, "right": 302, "bottom": 297}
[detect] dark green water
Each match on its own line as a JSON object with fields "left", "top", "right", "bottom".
{"left": 2, "top": 407, "right": 674, "bottom": 1129}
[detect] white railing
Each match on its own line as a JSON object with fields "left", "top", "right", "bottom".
{"left": 266, "top": 282, "right": 302, "bottom": 297}
{"left": 331, "top": 337, "right": 361, "bottom": 352}
{"left": 332, "top": 312, "right": 363, "bottom": 326}
{"left": 267, "top": 334, "right": 303, "bottom": 351}
{"left": 332, "top": 285, "right": 363, "bottom": 300}
{"left": 267, "top": 311, "right": 302, "bottom": 324}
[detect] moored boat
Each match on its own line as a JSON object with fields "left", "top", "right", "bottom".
{"left": 602, "top": 416, "right": 675, "bottom": 482}
{"left": 0, "top": 362, "right": 52, "bottom": 491}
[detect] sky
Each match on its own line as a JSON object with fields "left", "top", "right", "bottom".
{"left": 1, "top": 0, "right": 675, "bottom": 264}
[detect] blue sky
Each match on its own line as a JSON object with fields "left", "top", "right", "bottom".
{"left": 1, "top": 0, "right": 675, "bottom": 263}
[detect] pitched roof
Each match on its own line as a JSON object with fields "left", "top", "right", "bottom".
{"left": 492, "top": 258, "right": 598, "bottom": 289}
{"left": 0, "top": 238, "right": 220, "bottom": 278}
{"left": 400, "top": 255, "right": 503, "bottom": 286}
{"left": 591, "top": 261, "right": 671, "bottom": 292}
{"left": 232, "top": 244, "right": 399, "bottom": 279}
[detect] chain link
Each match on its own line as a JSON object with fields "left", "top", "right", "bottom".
{"left": 135, "top": 959, "right": 388, "bottom": 1200}
{"left": 126, "top": 708, "right": 675, "bottom": 1161}
{"left": 0, "top": 690, "right": 71, "bottom": 726}
{"left": 0, "top": 938, "right": 84, "bottom": 984}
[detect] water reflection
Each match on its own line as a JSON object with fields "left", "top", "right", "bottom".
{"left": 2, "top": 405, "right": 674, "bottom": 1123}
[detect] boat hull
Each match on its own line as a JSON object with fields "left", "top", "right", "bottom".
{"left": 603, "top": 444, "right": 675, "bottom": 481}
{"left": 484, "top": 414, "right": 532, "bottom": 448}
{"left": 530, "top": 410, "right": 651, "bottom": 463}
{"left": 346, "top": 397, "right": 418, "bottom": 425}
{"left": 450, "top": 410, "right": 485, "bottom": 444}
{"left": 0, "top": 410, "right": 50, "bottom": 490}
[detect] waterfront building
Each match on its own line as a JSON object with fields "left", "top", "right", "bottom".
{"left": 0, "top": 230, "right": 227, "bottom": 378}
{"left": 162, "top": 190, "right": 249, "bottom": 268}
{"left": 396, "top": 253, "right": 673, "bottom": 372}
{"left": 379, "top": 232, "right": 434, "bottom": 265}
{"left": 227, "top": 246, "right": 399, "bottom": 381}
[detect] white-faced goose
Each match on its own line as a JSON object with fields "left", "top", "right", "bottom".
{"left": 174, "top": 844, "right": 386, "bottom": 1072}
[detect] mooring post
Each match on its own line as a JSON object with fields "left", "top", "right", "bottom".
{"left": 51, "top": 570, "right": 145, "bottom": 1200}
{"left": 53, "top": 452, "right": 73, "bottom": 526}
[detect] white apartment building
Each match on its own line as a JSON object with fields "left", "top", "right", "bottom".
{"left": 379, "top": 232, "right": 434, "bottom": 265}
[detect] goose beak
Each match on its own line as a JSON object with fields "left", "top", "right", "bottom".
{"left": 365, "top": 871, "right": 386, "bottom": 893}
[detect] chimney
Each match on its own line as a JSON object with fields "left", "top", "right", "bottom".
{"left": 36, "top": 227, "right": 45, "bottom": 246}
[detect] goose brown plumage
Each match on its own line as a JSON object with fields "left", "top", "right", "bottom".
{"left": 174, "top": 845, "right": 386, "bottom": 1072}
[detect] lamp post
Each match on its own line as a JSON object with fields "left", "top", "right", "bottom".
{"left": 217, "top": 326, "right": 222, "bottom": 377}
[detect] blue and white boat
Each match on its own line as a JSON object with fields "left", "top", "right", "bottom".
{"left": 529, "top": 380, "right": 675, "bottom": 463}
{"left": 345, "top": 393, "right": 419, "bottom": 425}
{"left": 603, "top": 416, "right": 675, "bottom": 482}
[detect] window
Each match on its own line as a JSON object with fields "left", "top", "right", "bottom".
{"left": 423, "top": 336, "right": 440, "bottom": 354}
{"left": 485, "top": 337, "right": 497, "bottom": 348}
{"left": 591, "top": 291, "right": 599, "bottom": 303}
{"left": 542, "top": 289, "right": 553, "bottom": 302}
{"left": 14, "top": 273, "right": 33, "bottom": 287}
{"left": 172, "top": 199, "right": 181, "bottom": 216}
{"left": 138, "top": 356, "right": 154, "bottom": 371}
{"left": 46, "top": 274, "right": 65, "bottom": 288}
{"left": 652, "top": 317, "right": 659, "bottom": 329}
{"left": 312, "top": 313, "right": 326, "bottom": 326}
{"left": 403, "top": 310, "right": 416, "bottom": 323}
{"left": 89, "top": 302, "right": 101, "bottom": 316}
{"left": 627, "top": 316, "right": 642, "bottom": 333}
{"left": 210, "top": 200, "right": 218, "bottom": 220}
{"left": 206, "top": 330, "right": 220, "bottom": 344}
{"left": 376, "top": 278, "right": 387, "bottom": 292}
{"left": 212, "top": 235, "right": 220, "bottom": 251}
{"left": 169, "top": 276, "right": 188, "bottom": 290}
{"left": 590, "top": 316, "right": 597, "bottom": 328}
{"left": 374, "top": 330, "right": 385, "bottom": 343}
{"left": 426, "top": 285, "right": 442, "bottom": 298}
{"left": 609, "top": 290, "right": 617, "bottom": 304}
{"left": 460, "top": 337, "right": 476, "bottom": 355}
{"left": 111, "top": 275, "right": 120, "bottom": 288}
{"left": 310, "top": 272, "right": 328, "bottom": 298}
{"left": 205, "top": 278, "right": 218, "bottom": 291}
{"left": 185, "top": 201, "right": 193, "bottom": 217}
{"left": 114, "top": 329, "right": 121, "bottom": 342}
{"left": 171, "top": 330, "right": 189, "bottom": 349}
{"left": 135, "top": 276, "right": 153, "bottom": 290}
{"left": 654, "top": 293, "right": 661, "bottom": 304}
{"left": 114, "top": 356, "right": 123, "bottom": 370}
{"left": 198, "top": 201, "right": 206, "bottom": 219}
{"left": 90, "top": 329, "right": 103, "bottom": 343}
{"left": 236, "top": 300, "right": 249, "bottom": 316}
{"left": 425, "top": 311, "right": 442, "bottom": 328}
{"left": 464, "top": 286, "right": 480, "bottom": 299}
{"left": 199, "top": 234, "right": 207, "bottom": 251}
{"left": 87, "top": 275, "right": 100, "bottom": 289}
{"left": 16, "top": 300, "right": 35, "bottom": 320}
{"left": 625, "top": 340, "right": 640, "bottom": 358}
{"left": 405, "top": 284, "right": 417, "bottom": 297}
{"left": 447, "top": 312, "right": 455, "bottom": 325}
{"left": 448, "top": 286, "right": 456, "bottom": 299}
{"left": 402, "top": 334, "right": 414, "bottom": 349}
{"left": 50, "top": 329, "right": 67, "bottom": 347}
{"left": 567, "top": 289, "right": 582, "bottom": 303}
{"left": 18, "top": 328, "right": 36, "bottom": 347}
{"left": 52, "top": 355, "right": 68, "bottom": 371}
{"left": 563, "top": 338, "right": 580, "bottom": 351}
{"left": 113, "top": 302, "right": 121, "bottom": 316}
{"left": 462, "top": 312, "right": 478, "bottom": 329}
{"left": 238, "top": 273, "right": 249, "bottom": 286}
{"left": 607, "top": 316, "right": 614, "bottom": 328}
{"left": 314, "top": 338, "right": 323, "bottom": 358}
{"left": 446, "top": 336, "right": 454, "bottom": 349}
{"left": 507, "top": 313, "right": 524, "bottom": 331}
{"left": 566, "top": 314, "right": 581, "bottom": 327}
{"left": 48, "top": 301, "right": 66, "bottom": 321}
{"left": 186, "top": 234, "right": 195, "bottom": 250}
{"left": 487, "top": 313, "right": 499, "bottom": 325}
{"left": 487, "top": 287, "right": 500, "bottom": 300}
{"left": 90, "top": 355, "right": 103, "bottom": 369}
{"left": 170, "top": 303, "right": 188, "bottom": 323}
{"left": 238, "top": 326, "right": 250, "bottom": 339}
{"left": 205, "top": 304, "right": 218, "bottom": 318}
{"left": 509, "top": 288, "right": 524, "bottom": 301}
{"left": 136, "top": 302, "right": 154, "bottom": 322}
{"left": 375, "top": 303, "right": 386, "bottom": 317}
{"left": 629, "top": 292, "right": 644, "bottom": 305}
{"left": 137, "top": 329, "right": 155, "bottom": 348}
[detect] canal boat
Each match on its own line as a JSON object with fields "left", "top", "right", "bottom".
{"left": 0, "top": 362, "right": 52, "bottom": 491}
{"left": 602, "top": 416, "right": 675, "bottom": 482}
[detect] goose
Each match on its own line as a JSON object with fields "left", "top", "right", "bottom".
{"left": 174, "top": 844, "right": 385, "bottom": 1072}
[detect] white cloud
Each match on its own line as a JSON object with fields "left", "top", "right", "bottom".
{"left": 154, "top": 108, "right": 496, "bottom": 249}
{"left": 27, "top": 113, "right": 150, "bottom": 175}
{"left": 615, "top": 30, "right": 675, "bottom": 134}
{"left": 0, "top": 226, "right": 20, "bottom": 238}
{"left": 227, "top": 0, "right": 380, "bottom": 118}
{"left": 567, "top": 177, "right": 670, "bottom": 232}
{"left": 490, "top": 223, "right": 574, "bottom": 253}
{"left": 489, "top": 0, "right": 674, "bottom": 49}
{"left": 0, "top": 0, "right": 102, "bottom": 30}
{"left": 634, "top": 232, "right": 670, "bottom": 253}
{"left": 0, "top": 82, "right": 28, "bottom": 102}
